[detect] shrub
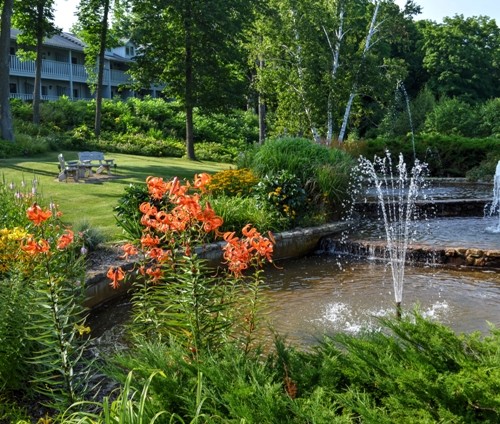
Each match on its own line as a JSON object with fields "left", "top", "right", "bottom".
{"left": 253, "top": 170, "right": 307, "bottom": 226}
{"left": 210, "top": 195, "right": 288, "bottom": 233}
{"left": 424, "top": 98, "right": 479, "bottom": 137}
{"left": 479, "top": 98, "right": 500, "bottom": 137}
{"left": 207, "top": 168, "right": 259, "bottom": 197}
{"left": 249, "top": 137, "right": 354, "bottom": 222}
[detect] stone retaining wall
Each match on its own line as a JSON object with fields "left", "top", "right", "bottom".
{"left": 84, "top": 222, "right": 350, "bottom": 308}
{"left": 321, "top": 239, "right": 500, "bottom": 270}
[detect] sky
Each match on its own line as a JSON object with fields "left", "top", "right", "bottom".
{"left": 53, "top": 0, "right": 500, "bottom": 32}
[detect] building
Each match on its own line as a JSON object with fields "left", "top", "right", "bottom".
{"left": 8, "top": 29, "right": 161, "bottom": 101}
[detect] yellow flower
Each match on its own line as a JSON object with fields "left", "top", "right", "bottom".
{"left": 75, "top": 324, "right": 91, "bottom": 336}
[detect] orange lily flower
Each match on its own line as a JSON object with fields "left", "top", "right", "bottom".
{"left": 26, "top": 203, "right": 52, "bottom": 226}
{"left": 146, "top": 266, "right": 163, "bottom": 283}
{"left": 193, "top": 173, "right": 211, "bottom": 193}
{"left": 147, "top": 247, "right": 171, "bottom": 262}
{"left": 139, "top": 202, "right": 158, "bottom": 216}
{"left": 107, "top": 266, "right": 125, "bottom": 289}
{"left": 141, "top": 233, "right": 160, "bottom": 247}
{"left": 121, "top": 243, "right": 139, "bottom": 259}
{"left": 146, "top": 176, "right": 168, "bottom": 200}
{"left": 57, "top": 229, "right": 74, "bottom": 250}
{"left": 21, "top": 237, "right": 50, "bottom": 255}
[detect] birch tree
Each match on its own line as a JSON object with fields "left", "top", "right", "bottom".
{"left": 337, "top": 0, "right": 380, "bottom": 143}
{"left": 253, "top": 0, "right": 415, "bottom": 143}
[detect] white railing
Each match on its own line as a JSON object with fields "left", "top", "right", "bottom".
{"left": 10, "top": 55, "right": 131, "bottom": 86}
{"left": 110, "top": 69, "right": 130, "bottom": 84}
{"left": 10, "top": 93, "right": 94, "bottom": 101}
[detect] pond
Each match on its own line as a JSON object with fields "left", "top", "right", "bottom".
{"left": 89, "top": 253, "right": 500, "bottom": 347}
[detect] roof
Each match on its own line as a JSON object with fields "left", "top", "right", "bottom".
{"left": 10, "top": 28, "right": 132, "bottom": 63}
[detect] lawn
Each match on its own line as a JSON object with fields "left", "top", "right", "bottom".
{"left": 0, "top": 151, "right": 231, "bottom": 241}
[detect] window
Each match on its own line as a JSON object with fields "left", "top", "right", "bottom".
{"left": 71, "top": 56, "right": 78, "bottom": 65}
{"left": 57, "top": 86, "right": 67, "bottom": 96}
{"left": 73, "top": 88, "right": 79, "bottom": 98}
{"left": 125, "top": 46, "right": 135, "bottom": 56}
{"left": 41, "top": 86, "right": 48, "bottom": 96}
{"left": 9, "top": 47, "right": 16, "bottom": 55}
{"left": 9, "top": 83, "right": 17, "bottom": 94}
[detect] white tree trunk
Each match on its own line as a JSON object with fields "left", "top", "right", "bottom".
{"left": 338, "top": 0, "right": 380, "bottom": 143}
{"left": 324, "top": 6, "right": 344, "bottom": 144}
{"left": 291, "top": 9, "right": 321, "bottom": 143}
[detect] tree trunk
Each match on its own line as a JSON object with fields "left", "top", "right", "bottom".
{"left": 94, "top": 0, "right": 110, "bottom": 138}
{"left": 33, "top": 6, "right": 44, "bottom": 125}
{"left": 184, "top": 4, "right": 196, "bottom": 160}
{"left": 338, "top": 0, "right": 380, "bottom": 143}
{"left": 258, "top": 58, "right": 266, "bottom": 144}
{"left": 291, "top": 9, "right": 320, "bottom": 143}
{"left": 324, "top": 6, "right": 344, "bottom": 144}
{"left": 0, "top": 0, "right": 14, "bottom": 141}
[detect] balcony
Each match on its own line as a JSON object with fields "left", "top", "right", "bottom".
{"left": 9, "top": 55, "right": 131, "bottom": 86}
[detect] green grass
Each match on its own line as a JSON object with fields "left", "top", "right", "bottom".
{"left": 0, "top": 151, "right": 230, "bottom": 241}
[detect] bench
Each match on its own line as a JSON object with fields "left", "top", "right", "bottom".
{"left": 78, "top": 151, "right": 115, "bottom": 175}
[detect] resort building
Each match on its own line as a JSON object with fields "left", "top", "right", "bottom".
{"left": 8, "top": 29, "right": 161, "bottom": 101}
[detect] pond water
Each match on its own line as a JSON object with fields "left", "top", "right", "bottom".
{"left": 263, "top": 255, "right": 500, "bottom": 346}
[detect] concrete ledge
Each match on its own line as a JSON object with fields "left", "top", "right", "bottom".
{"left": 321, "top": 238, "right": 500, "bottom": 270}
{"left": 84, "top": 222, "right": 350, "bottom": 309}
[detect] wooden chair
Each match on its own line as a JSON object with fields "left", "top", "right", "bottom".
{"left": 58, "top": 154, "right": 80, "bottom": 182}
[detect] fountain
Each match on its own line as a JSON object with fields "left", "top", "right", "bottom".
{"left": 487, "top": 160, "right": 500, "bottom": 233}
{"left": 354, "top": 152, "right": 427, "bottom": 318}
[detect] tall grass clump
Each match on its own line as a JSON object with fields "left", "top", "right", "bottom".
{"left": 247, "top": 137, "right": 355, "bottom": 223}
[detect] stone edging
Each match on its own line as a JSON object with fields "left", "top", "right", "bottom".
{"left": 84, "top": 222, "right": 350, "bottom": 308}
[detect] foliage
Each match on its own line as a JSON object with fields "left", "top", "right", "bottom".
{"left": 206, "top": 168, "right": 259, "bottom": 197}
{"left": 61, "top": 371, "right": 169, "bottom": 423}
{"left": 0, "top": 183, "right": 92, "bottom": 414}
{"left": 466, "top": 152, "right": 500, "bottom": 182}
{"left": 114, "top": 182, "right": 150, "bottom": 240}
{"left": 478, "top": 97, "right": 500, "bottom": 137}
{"left": 210, "top": 194, "right": 288, "bottom": 234}
{"left": 62, "top": 314, "right": 500, "bottom": 423}
{"left": 419, "top": 16, "right": 500, "bottom": 102}
{"left": 366, "top": 134, "right": 500, "bottom": 177}
{"left": 251, "top": 0, "right": 417, "bottom": 142}
{"left": 424, "top": 97, "right": 480, "bottom": 137}
{"left": 7, "top": 97, "right": 258, "bottom": 163}
{"left": 124, "top": 0, "right": 260, "bottom": 159}
{"left": 73, "top": 219, "right": 106, "bottom": 251}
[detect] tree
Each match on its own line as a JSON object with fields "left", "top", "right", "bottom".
{"left": 251, "top": 0, "right": 416, "bottom": 144}
{"left": 419, "top": 15, "right": 500, "bottom": 103}
{"left": 13, "top": 0, "right": 59, "bottom": 124}
{"left": 76, "top": 0, "right": 116, "bottom": 137}
{"left": 123, "top": 0, "right": 259, "bottom": 160}
{"left": 0, "top": 0, "right": 14, "bottom": 141}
